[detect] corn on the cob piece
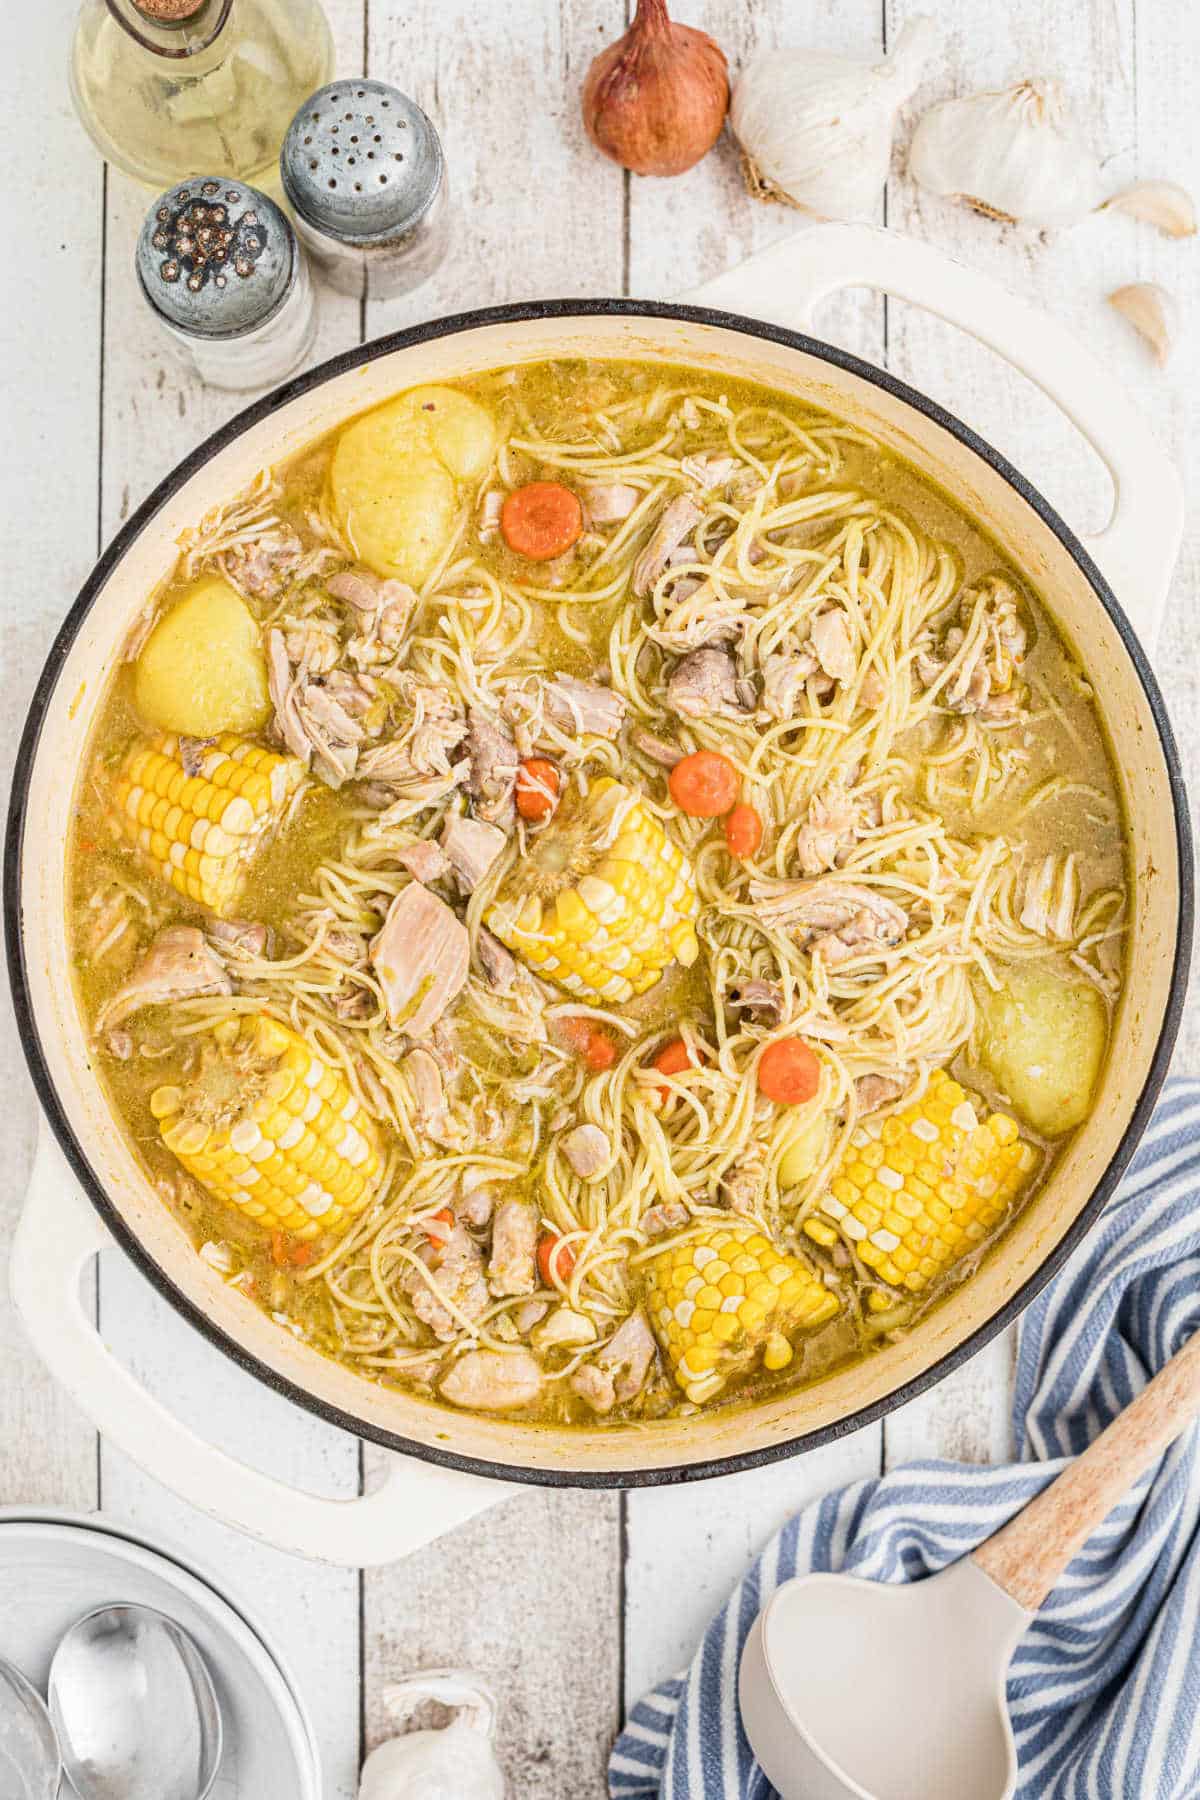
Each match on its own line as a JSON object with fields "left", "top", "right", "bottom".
{"left": 803, "top": 1070, "right": 1038, "bottom": 1306}
{"left": 113, "top": 733, "right": 304, "bottom": 916}
{"left": 645, "top": 1223, "right": 839, "bottom": 1404}
{"left": 151, "top": 1014, "right": 382, "bottom": 1242}
{"left": 485, "top": 776, "right": 699, "bottom": 1003}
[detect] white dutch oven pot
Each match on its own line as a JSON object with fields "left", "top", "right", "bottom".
{"left": 6, "top": 225, "right": 1192, "bottom": 1566}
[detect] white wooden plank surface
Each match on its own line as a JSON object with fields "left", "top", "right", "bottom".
{"left": 1, "top": 3, "right": 1197, "bottom": 1797}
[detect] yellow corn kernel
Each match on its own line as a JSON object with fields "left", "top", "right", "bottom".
{"left": 151, "top": 1014, "right": 382, "bottom": 1243}
{"left": 804, "top": 1070, "right": 1038, "bottom": 1300}
{"left": 112, "top": 733, "right": 304, "bottom": 915}
{"left": 486, "top": 776, "right": 700, "bottom": 1004}
{"left": 644, "top": 1222, "right": 839, "bottom": 1404}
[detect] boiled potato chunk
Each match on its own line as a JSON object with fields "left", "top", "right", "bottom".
{"left": 330, "top": 386, "right": 496, "bottom": 583}
{"left": 975, "top": 964, "right": 1108, "bottom": 1138}
{"left": 777, "top": 1110, "right": 832, "bottom": 1190}
{"left": 134, "top": 575, "right": 270, "bottom": 736}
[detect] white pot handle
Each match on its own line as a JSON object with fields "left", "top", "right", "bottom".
{"left": 10, "top": 1125, "right": 514, "bottom": 1566}
{"left": 679, "top": 223, "right": 1182, "bottom": 650}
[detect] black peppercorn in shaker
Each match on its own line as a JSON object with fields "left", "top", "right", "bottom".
{"left": 280, "top": 80, "right": 449, "bottom": 300}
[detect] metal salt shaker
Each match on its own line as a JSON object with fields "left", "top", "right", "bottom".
{"left": 136, "top": 178, "right": 316, "bottom": 391}
{"left": 280, "top": 79, "right": 449, "bottom": 299}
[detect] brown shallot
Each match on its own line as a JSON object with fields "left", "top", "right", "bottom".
{"left": 582, "top": 0, "right": 729, "bottom": 179}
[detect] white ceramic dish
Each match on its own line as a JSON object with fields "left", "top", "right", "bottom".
{"left": 0, "top": 1509, "right": 321, "bottom": 1800}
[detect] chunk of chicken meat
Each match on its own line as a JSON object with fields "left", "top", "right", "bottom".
{"left": 439, "top": 1349, "right": 544, "bottom": 1411}
{"left": 808, "top": 606, "right": 856, "bottom": 685}
{"left": 760, "top": 650, "right": 820, "bottom": 721}
{"left": 570, "top": 1308, "right": 658, "bottom": 1415}
{"left": 96, "top": 926, "right": 232, "bottom": 1031}
{"left": 464, "top": 706, "right": 519, "bottom": 829}
{"left": 666, "top": 646, "right": 752, "bottom": 720}
{"left": 795, "top": 786, "right": 880, "bottom": 876}
{"left": 915, "top": 581, "right": 1028, "bottom": 723}
{"left": 749, "top": 877, "right": 908, "bottom": 965}
{"left": 727, "top": 978, "right": 784, "bottom": 1025}
{"left": 630, "top": 725, "right": 684, "bottom": 769}
{"left": 397, "top": 839, "right": 451, "bottom": 885}
{"left": 440, "top": 815, "right": 507, "bottom": 892}
{"left": 632, "top": 495, "right": 702, "bottom": 596}
{"left": 475, "top": 926, "right": 518, "bottom": 991}
{"left": 561, "top": 1122, "right": 609, "bottom": 1180}
{"left": 680, "top": 453, "right": 738, "bottom": 491}
{"left": 370, "top": 882, "right": 469, "bottom": 1035}
{"left": 220, "top": 526, "right": 303, "bottom": 599}
{"left": 853, "top": 1072, "right": 908, "bottom": 1115}
{"left": 206, "top": 918, "right": 271, "bottom": 959}
{"left": 582, "top": 481, "right": 641, "bottom": 525}
{"left": 487, "top": 1198, "right": 538, "bottom": 1297}
{"left": 1018, "top": 853, "right": 1078, "bottom": 941}
{"left": 640, "top": 1200, "right": 690, "bottom": 1238}
{"left": 403, "top": 1047, "right": 457, "bottom": 1146}
{"left": 478, "top": 489, "right": 504, "bottom": 543}
{"left": 404, "top": 1222, "right": 489, "bottom": 1343}
{"left": 267, "top": 627, "right": 364, "bottom": 788}
{"left": 543, "top": 675, "right": 627, "bottom": 740}
{"left": 327, "top": 568, "right": 417, "bottom": 668}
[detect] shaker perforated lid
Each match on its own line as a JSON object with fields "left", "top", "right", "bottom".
{"left": 136, "top": 180, "right": 296, "bottom": 339}
{"left": 280, "top": 79, "right": 444, "bottom": 246}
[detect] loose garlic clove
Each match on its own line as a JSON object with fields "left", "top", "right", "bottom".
{"left": 909, "top": 79, "right": 1102, "bottom": 228}
{"left": 1102, "top": 180, "right": 1197, "bottom": 239}
{"left": 1108, "top": 283, "right": 1178, "bottom": 367}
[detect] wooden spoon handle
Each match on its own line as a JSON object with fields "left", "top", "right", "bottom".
{"left": 973, "top": 1329, "right": 1200, "bottom": 1612}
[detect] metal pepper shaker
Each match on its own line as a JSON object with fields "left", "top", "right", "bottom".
{"left": 136, "top": 178, "right": 316, "bottom": 391}
{"left": 280, "top": 79, "right": 449, "bottom": 300}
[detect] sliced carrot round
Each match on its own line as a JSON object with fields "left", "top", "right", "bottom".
{"left": 501, "top": 482, "right": 583, "bottom": 561}
{"left": 516, "top": 756, "right": 560, "bottom": 822}
{"left": 538, "top": 1232, "right": 576, "bottom": 1286}
{"left": 554, "top": 1015, "right": 617, "bottom": 1071}
{"left": 668, "top": 749, "right": 740, "bottom": 818}
{"left": 583, "top": 1029, "right": 617, "bottom": 1071}
{"left": 757, "top": 1039, "right": 821, "bottom": 1106}
{"left": 724, "top": 802, "right": 763, "bottom": 858}
{"left": 650, "top": 1037, "right": 705, "bottom": 1097}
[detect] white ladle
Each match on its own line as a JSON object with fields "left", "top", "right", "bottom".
{"left": 740, "top": 1328, "right": 1200, "bottom": 1800}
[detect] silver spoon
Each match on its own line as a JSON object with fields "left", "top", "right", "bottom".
{"left": 48, "top": 1604, "right": 222, "bottom": 1800}
{"left": 0, "top": 1654, "right": 63, "bottom": 1800}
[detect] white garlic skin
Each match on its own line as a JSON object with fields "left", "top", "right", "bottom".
{"left": 731, "top": 16, "right": 937, "bottom": 221}
{"left": 909, "top": 80, "right": 1103, "bottom": 228}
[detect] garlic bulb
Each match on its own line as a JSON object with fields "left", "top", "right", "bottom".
{"left": 1108, "top": 284, "right": 1177, "bottom": 367}
{"left": 909, "top": 80, "right": 1102, "bottom": 227}
{"left": 731, "top": 17, "right": 937, "bottom": 220}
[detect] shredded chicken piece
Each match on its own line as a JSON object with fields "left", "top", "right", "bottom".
{"left": 440, "top": 815, "right": 508, "bottom": 892}
{"left": 1019, "top": 853, "right": 1078, "bottom": 941}
{"left": 630, "top": 726, "right": 684, "bottom": 769}
{"left": 915, "top": 581, "right": 1028, "bottom": 721}
{"left": 570, "top": 1308, "right": 657, "bottom": 1414}
{"left": 721, "top": 1156, "right": 765, "bottom": 1216}
{"left": 404, "top": 1047, "right": 457, "bottom": 1145}
{"left": 727, "top": 978, "right": 784, "bottom": 1024}
{"left": 795, "top": 787, "right": 875, "bottom": 876}
{"left": 760, "top": 650, "right": 820, "bottom": 720}
{"left": 478, "top": 490, "right": 504, "bottom": 543}
{"left": 81, "top": 882, "right": 138, "bottom": 968}
{"left": 96, "top": 926, "right": 231, "bottom": 1031}
{"left": 178, "top": 735, "right": 215, "bottom": 778}
{"left": 327, "top": 568, "right": 418, "bottom": 668}
{"left": 680, "top": 453, "right": 738, "bottom": 490}
{"left": 267, "top": 627, "right": 364, "bottom": 788}
{"left": 398, "top": 840, "right": 451, "bottom": 885}
{"left": 859, "top": 667, "right": 887, "bottom": 708}
{"left": 404, "top": 1224, "right": 489, "bottom": 1343}
{"left": 370, "top": 883, "right": 469, "bottom": 1035}
{"left": 207, "top": 918, "right": 271, "bottom": 958}
{"left": 542, "top": 675, "right": 627, "bottom": 740}
{"left": 809, "top": 606, "right": 856, "bottom": 684}
{"left": 439, "top": 1349, "right": 543, "bottom": 1411}
{"left": 458, "top": 1170, "right": 496, "bottom": 1228}
{"left": 487, "top": 1199, "right": 538, "bottom": 1297}
{"left": 475, "top": 927, "right": 518, "bottom": 991}
{"left": 632, "top": 495, "right": 702, "bottom": 596}
{"left": 854, "top": 1072, "right": 908, "bottom": 1115}
{"left": 220, "top": 526, "right": 303, "bottom": 599}
{"left": 582, "top": 481, "right": 640, "bottom": 525}
{"left": 641, "top": 1201, "right": 690, "bottom": 1238}
{"left": 465, "top": 706, "right": 519, "bottom": 829}
{"left": 666, "top": 646, "right": 751, "bottom": 720}
{"left": 292, "top": 906, "right": 368, "bottom": 965}
{"left": 749, "top": 877, "right": 908, "bottom": 964}
{"left": 561, "top": 1122, "right": 609, "bottom": 1180}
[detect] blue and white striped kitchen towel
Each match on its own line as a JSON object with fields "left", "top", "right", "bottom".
{"left": 610, "top": 1077, "right": 1200, "bottom": 1800}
